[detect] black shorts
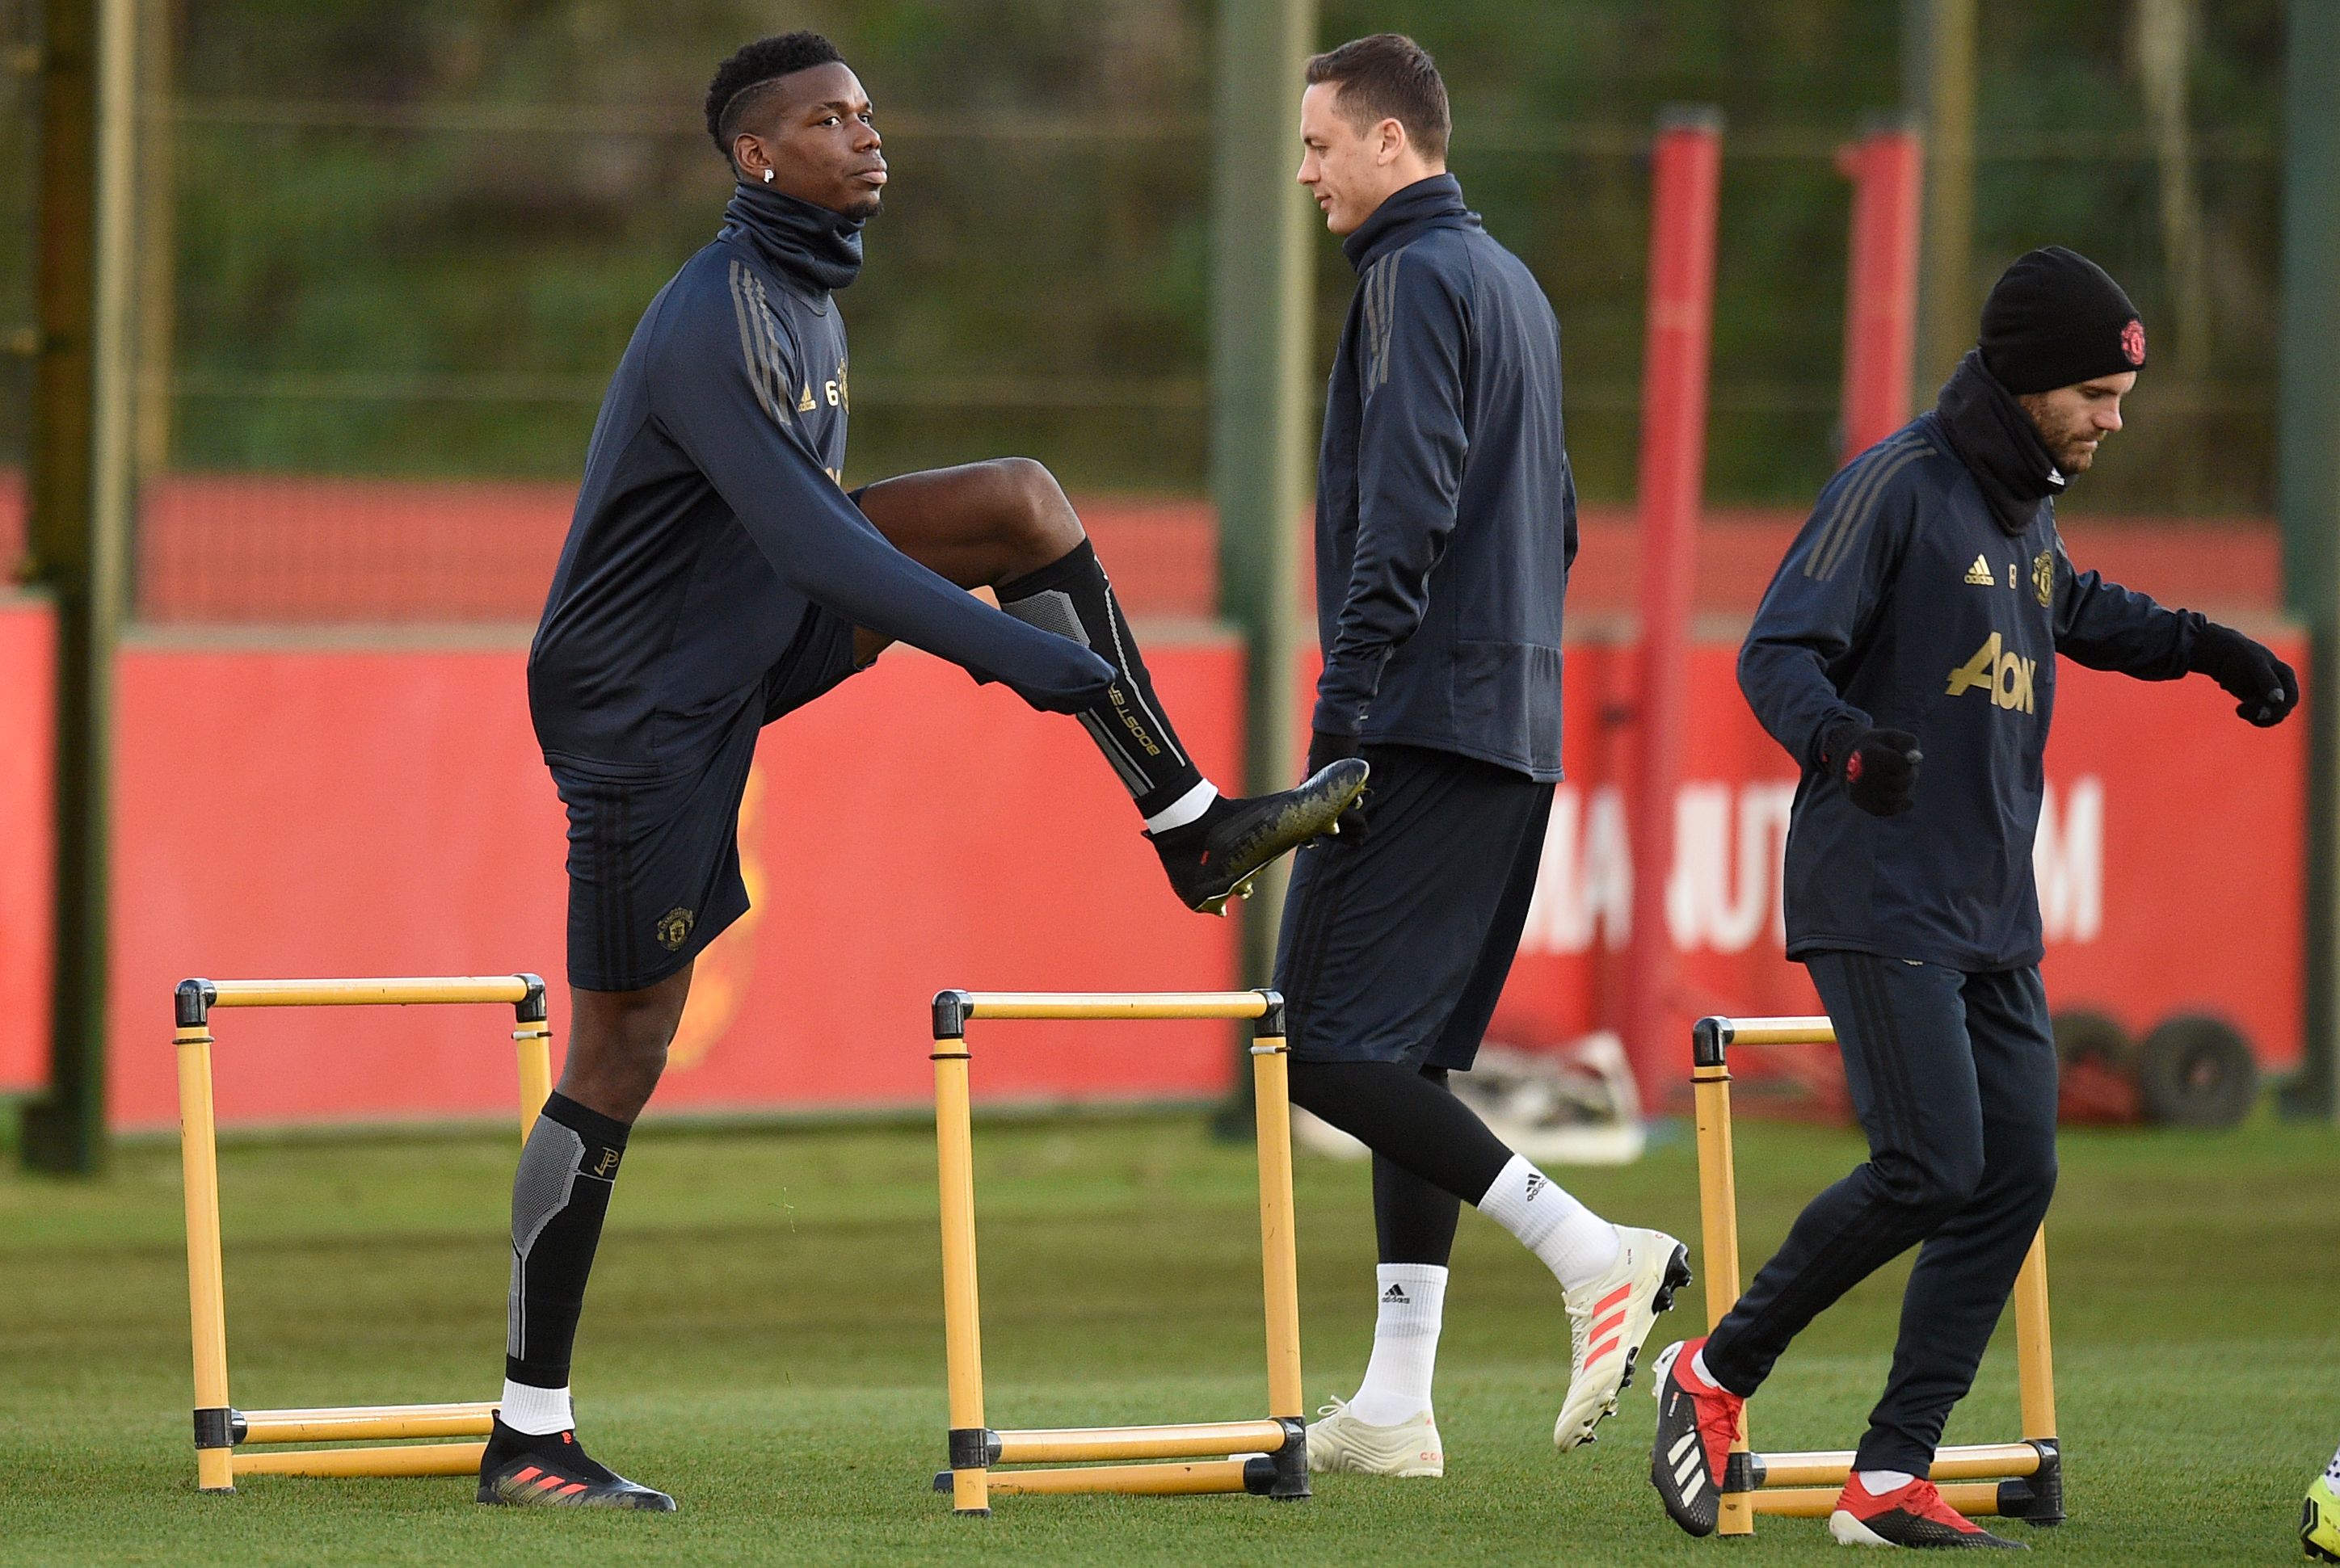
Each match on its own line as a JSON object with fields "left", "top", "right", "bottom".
{"left": 549, "top": 599, "right": 863, "bottom": 993}
{"left": 1273, "top": 742, "right": 1554, "bottom": 1070}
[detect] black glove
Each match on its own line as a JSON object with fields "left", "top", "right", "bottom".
{"left": 2189, "top": 622, "right": 2298, "bottom": 728}
{"left": 1821, "top": 721, "right": 1922, "bottom": 818}
{"left": 1307, "top": 729, "right": 1370, "bottom": 842}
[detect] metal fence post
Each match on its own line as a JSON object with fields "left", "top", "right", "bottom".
{"left": 1620, "top": 107, "right": 1722, "bottom": 1112}
{"left": 1209, "top": 0, "right": 1315, "bottom": 1126}
{"left": 23, "top": 0, "right": 137, "bottom": 1173}
{"left": 2280, "top": 0, "right": 2340, "bottom": 1123}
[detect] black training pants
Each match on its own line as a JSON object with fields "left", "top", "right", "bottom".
{"left": 1702, "top": 952, "right": 2059, "bottom": 1473}
{"left": 1277, "top": 744, "right": 1554, "bottom": 1267}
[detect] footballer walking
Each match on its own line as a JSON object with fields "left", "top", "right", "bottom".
{"left": 1278, "top": 35, "right": 1686, "bottom": 1481}
{"left": 1649, "top": 248, "right": 2296, "bottom": 1548}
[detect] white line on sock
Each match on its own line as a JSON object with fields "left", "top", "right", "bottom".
{"left": 1143, "top": 780, "right": 1217, "bottom": 834}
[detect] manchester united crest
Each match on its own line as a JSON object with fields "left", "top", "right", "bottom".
{"left": 2032, "top": 549, "right": 2055, "bottom": 607}
{"left": 655, "top": 906, "right": 697, "bottom": 952}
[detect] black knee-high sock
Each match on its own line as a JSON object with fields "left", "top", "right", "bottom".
{"left": 1373, "top": 1066, "right": 1466, "bottom": 1266}
{"left": 506, "top": 1091, "right": 629, "bottom": 1389}
{"left": 995, "top": 540, "right": 1206, "bottom": 821}
{"left": 1289, "top": 1059, "right": 1514, "bottom": 1209}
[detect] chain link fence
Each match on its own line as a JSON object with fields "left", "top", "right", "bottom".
{"left": 6, "top": 0, "right": 2292, "bottom": 623}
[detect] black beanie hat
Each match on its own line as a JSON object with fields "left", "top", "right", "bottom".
{"left": 1977, "top": 246, "right": 2147, "bottom": 395}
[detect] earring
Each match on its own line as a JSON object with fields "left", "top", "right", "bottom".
{"left": 761, "top": 168, "right": 774, "bottom": 183}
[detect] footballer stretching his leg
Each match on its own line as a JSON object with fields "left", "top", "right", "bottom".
{"left": 480, "top": 32, "right": 1366, "bottom": 1509}
{"left": 1282, "top": 36, "right": 1686, "bottom": 1480}
{"left": 849, "top": 459, "right": 1364, "bottom": 916}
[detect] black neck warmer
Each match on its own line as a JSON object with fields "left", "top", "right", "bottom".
{"left": 1341, "top": 172, "right": 1475, "bottom": 273}
{"left": 1934, "top": 349, "right": 2064, "bottom": 536}
{"left": 720, "top": 180, "right": 865, "bottom": 296}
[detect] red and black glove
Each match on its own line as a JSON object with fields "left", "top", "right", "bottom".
{"left": 1822, "top": 721, "right": 1922, "bottom": 818}
{"left": 2188, "top": 623, "right": 2298, "bottom": 728}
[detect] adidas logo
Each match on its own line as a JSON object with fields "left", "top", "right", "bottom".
{"left": 1523, "top": 1172, "right": 1547, "bottom": 1201}
{"left": 1383, "top": 1283, "right": 1408, "bottom": 1303}
{"left": 1963, "top": 553, "right": 1995, "bottom": 586}
{"left": 797, "top": 382, "right": 817, "bottom": 413}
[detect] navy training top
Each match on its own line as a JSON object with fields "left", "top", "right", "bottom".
{"left": 528, "top": 182, "right": 1112, "bottom": 767}
{"left": 1738, "top": 351, "right": 2202, "bottom": 970}
{"left": 1313, "top": 174, "right": 1577, "bottom": 781}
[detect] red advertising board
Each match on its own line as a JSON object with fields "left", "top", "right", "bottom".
{"left": 0, "top": 603, "right": 2307, "bottom": 1129}
{"left": 0, "top": 595, "right": 54, "bottom": 1093}
{"left": 103, "top": 633, "right": 1244, "bottom": 1131}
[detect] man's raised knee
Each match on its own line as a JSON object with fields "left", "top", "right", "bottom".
{"left": 987, "top": 454, "right": 1058, "bottom": 507}
{"left": 983, "top": 456, "right": 1084, "bottom": 558}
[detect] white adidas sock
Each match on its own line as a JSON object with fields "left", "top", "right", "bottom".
{"left": 1347, "top": 1264, "right": 1447, "bottom": 1426}
{"left": 2328, "top": 1443, "right": 2340, "bottom": 1484}
{"left": 1475, "top": 1154, "right": 1621, "bottom": 1290}
{"left": 1857, "top": 1468, "right": 1917, "bottom": 1495}
{"left": 1143, "top": 780, "right": 1217, "bottom": 834}
{"left": 499, "top": 1379, "right": 574, "bottom": 1436}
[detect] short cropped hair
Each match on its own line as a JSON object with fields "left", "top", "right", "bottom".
{"left": 705, "top": 32, "right": 846, "bottom": 160}
{"left": 1305, "top": 33, "right": 1450, "bottom": 162}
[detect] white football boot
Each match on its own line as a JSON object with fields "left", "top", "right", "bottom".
{"left": 1552, "top": 1225, "right": 1693, "bottom": 1451}
{"left": 1305, "top": 1397, "right": 1446, "bottom": 1478}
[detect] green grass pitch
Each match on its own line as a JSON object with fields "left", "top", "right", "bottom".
{"left": 2, "top": 1110, "right": 2333, "bottom": 1565}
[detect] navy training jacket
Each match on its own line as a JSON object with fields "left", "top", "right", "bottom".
{"left": 1739, "top": 353, "right": 2202, "bottom": 970}
{"left": 1313, "top": 174, "right": 1576, "bottom": 781}
{"left": 528, "top": 182, "right": 1111, "bottom": 767}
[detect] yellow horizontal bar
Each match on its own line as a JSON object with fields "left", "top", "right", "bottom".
{"left": 995, "top": 1419, "right": 1288, "bottom": 1464}
{"left": 208, "top": 977, "right": 532, "bottom": 1009}
{"left": 1755, "top": 1441, "right": 2039, "bottom": 1488}
{"left": 985, "top": 1460, "right": 1252, "bottom": 1496}
{"left": 1934, "top": 1481, "right": 2012, "bottom": 1516}
{"left": 1718, "top": 1015, "right": 1835, "bottom": 1047}
{"left": 962, "top": 991, "right": 1269, "bottom": 1021}
{"left": 238, "top": 1400, "right": 499, "bottom": 1424}
{"left": 232, "top": 1441, "right": 485, "bottom": 1480}
{"left": 1745, "top": 1486, "right": 1838, "bottom": 1519}
{"left": 1749, "top": 1480, "right": 2004, "bottom": 1519}
{"left": 238, "top": 1402, "right": 499, "bottom": 1444}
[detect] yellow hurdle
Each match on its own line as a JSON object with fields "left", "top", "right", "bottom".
{"left": 928, "top": 989, "right": 1307, "bottom": 1515}
{"left": 1689, "top": 1015, "right": 2064, "bottom": 1537}
{"left": 174, "top": 974, "right": 553, "bottom": 1493}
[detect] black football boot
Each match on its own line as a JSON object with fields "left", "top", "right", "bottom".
{"left": 477, "top": 1417, "right": 675, "bottom": 1511}
{"left": 1149, "top": 758, "right": 1370, "bottom": 915}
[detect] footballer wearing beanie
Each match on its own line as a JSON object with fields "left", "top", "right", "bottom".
{"left": 1648, "top": 246, "right": 2296, "bottom": 1549}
